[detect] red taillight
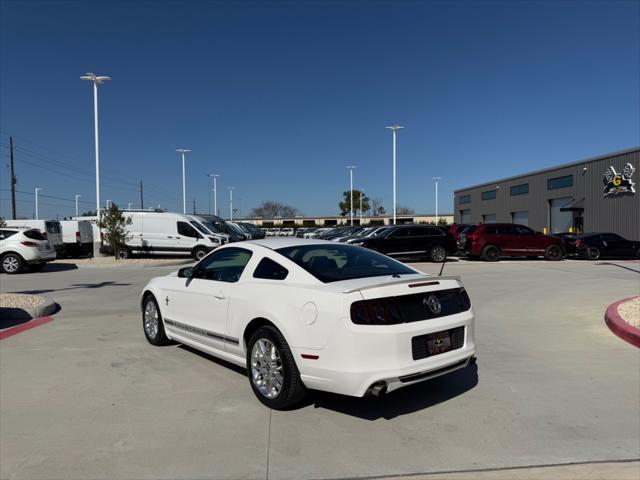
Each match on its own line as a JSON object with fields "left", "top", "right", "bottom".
{"left": 76, "top": 231, "right": 81, "bottom": 244}
{"left": 21, "top": 241, "right": 38, "bottom": 247}
{"left": 42, "top": 232, "right": 48, "bottom": 239}
{"left": 350, "top": 299, "right": 403, "bottom": 325}
{"left": 574, "top": 239, "right": 584, "bottom": 248}
{"left": 468, "top": 233, "right": 478, "bottom": 243}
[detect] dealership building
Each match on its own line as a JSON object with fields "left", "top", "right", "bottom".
{"left": 454, "top": 147, "right": 639, "bottom": 240}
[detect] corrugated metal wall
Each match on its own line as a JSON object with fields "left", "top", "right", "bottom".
{"left": 454, "top": 149, "right": 640, "bottom": 240}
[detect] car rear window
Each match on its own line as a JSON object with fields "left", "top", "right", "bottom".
{"left": 460, "top": 226, "right": 477, "bottom": 235}
{"left": 23, "top": 229, "right": 47, "bottom": 241}
{"left": 275, "top": 244, "right": 415, "bottom": 283}
{"left": 45, "top": 221, "right": 61, "bottom": 234}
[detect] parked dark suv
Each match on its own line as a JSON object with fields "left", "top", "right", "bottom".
{"left": 350, "top": 225, "right": 457, "bottom": 262}
{"left": 460, "top": 223, "right": 564, "bottom": 261}
{"left": 573, "top": 233, "right": 640, "bottom": 260}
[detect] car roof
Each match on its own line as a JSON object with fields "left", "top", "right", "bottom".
{"left": 247, "top": 237, "right": 337, "bottom": 249}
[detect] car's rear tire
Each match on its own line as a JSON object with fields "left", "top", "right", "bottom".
{"left": 142, "top": 294, "right": 172, "bottom": 346}
{"left": 1, "top": 253, "right": 23, "bottom": 274}
{"left": 481, "top": 245, "right": 500, "bottom": 262}
{"left": 192, "top": 246, "right": 208, "bottom": 261}
{"left": 246, "top": 325, "right": 307, "bottom": 410}
{"left": 428, "top": 245, "right": 447, "bottom": 263}
{"left": 586, "top": 247, "right": 600, "bottom": 261}
{"left": 117, "top": 246, "right": 132, "bottom": 260}
{"left": 544, "top": 245, "right": 563, "bottom": 261}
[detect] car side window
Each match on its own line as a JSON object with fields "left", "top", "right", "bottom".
{"left": 0, "top": 230, "right": 16, "bottom": 240}
{"left": 253, "top": 257, "right": 289, "bottom": 280}
{"left": 194, "top": 248, "right": 253, "bottom": 283}
{"left": 601, "top": 234, "right": 621, "bottom": 243}
{"left": 484, "top": 225, "right": 499, "bottom": 234}
{"left": 514, "top": 225, "right": 534, "bottom": 235}
{"left": 177, "top": 221, "right": 201, "bottom": 239}
{"left": 390, "top": 228, "right": 408, "bottom": 238}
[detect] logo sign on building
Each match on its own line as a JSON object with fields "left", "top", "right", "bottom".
{"left": 603, "top": 163, "right": 635, "bottom": 197}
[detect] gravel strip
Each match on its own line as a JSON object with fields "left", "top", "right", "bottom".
{"left": 0, "top": 293, "right": 46, "bottom": 310}
{"left": 617, "top": 297, "right": 640, "bottom": 328}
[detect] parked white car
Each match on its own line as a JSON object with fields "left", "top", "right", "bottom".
{"left": 121, "top": 211, "right": 222, "bottom": 260}
{"left": 303, "top": 227, "right": 331, "bottom": 239}
{"left": 267, "top": 228, "right": 280, "bottom": 237}
{"left": 4, "top": 220, "right": 64, "bottom": 257}
{"left": 140, "top": 238, "right": 476, "bottom": 409}
{"left": 60, "top": 220, "right": 94, "bottom": 257}
{"left": 280, "top": 227, "right": 294, "bottom": 237}
{"left": 0, "top": 227, "right": 56, "bottom": 274}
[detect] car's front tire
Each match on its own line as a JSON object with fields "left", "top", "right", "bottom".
{"left": 544, "top": 245, "right": 563, "bottom": 261}
{"left": 247, "top": 326, "right": 307, "bottom": 410}
{"left": 481, "top": 245, "right": 500, "bottom": 262}
{"left": 192, "top": 246, "right": 209, "bottom": 261}
{"left": 142, "top": 294, "right": 172, "bottom": 346}
{"left": 1, "top": 253, "right": 23, "bottom": 274}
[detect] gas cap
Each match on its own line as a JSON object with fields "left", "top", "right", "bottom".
{"left": 301, "top": 302, "right": 318, "bottom": 325}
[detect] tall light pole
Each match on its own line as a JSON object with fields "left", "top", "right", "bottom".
{"left": 35, "top": 188, "right": 42, "bottom": 220}
{"left": 228, "top": 187, "right": 235, "bottom": 221}
{"left": 360, "top": 188, "right": 364, "bottom": 223}
{"left": 385, "top": 125, "right": 404, "bottom": 225}
{"left": 75, "top": 194, "right": 81, "bottom": 217}
{"left": 128, "top": 202, "right": 133, "bottom": 210}
{"left": 432, "top": 177, "right": 441, "bottom": 223}
{"left": 80, "top": 73, "right": 110, "bottom": 225}
{"left": 209, "top": 174, "right": 220, "bottom": 216}
{"left": 106, "top": 199, "right": 112, "bottom": 209}
{"left": 176, "top": 149, "right": 191, "bottom": 214}
{"left": 346, "top": 165, "right": 357, "bottom": 226}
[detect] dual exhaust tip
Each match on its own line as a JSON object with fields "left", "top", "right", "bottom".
{"left": 367, "top": 356, "right": 477, "bottom": 397}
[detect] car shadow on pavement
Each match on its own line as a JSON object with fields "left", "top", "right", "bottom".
{"left": 0, "top": 313, "right": 32, "bottom": 329}
{"left": 309, "top": 364, "right": 478, "bottom": 420}
{"left": 42, "top": 263, "right": 79, "bottom": 272}
{"left": 12, "top": 281, "right": 132, "bottom": 295}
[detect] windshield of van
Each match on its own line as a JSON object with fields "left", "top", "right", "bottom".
{"left": 201, "top": 220, "right": 224, "bottom": 234}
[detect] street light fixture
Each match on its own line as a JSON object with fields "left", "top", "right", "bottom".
{"left": 432, "top": 177, "right": 441, "bottom": 223}
{"left": 176, "top": 149, "right": 191, "bottom": 214}
{"left": 35, "top": 188, "right": 43, "bottom": 220}
{"left": 346, "top": 165, "right": 357, "bottom": 226}
{"left": 75, "top": 194, "right": 81, "bottom": 217}
{"left": 209, "top": 174, "right": 220, "bottom": 216}
{"left": 385, "top": 124, "right": 404, "bottom": 224}
{"left": 80, "top": 72, "right": 110, "bottom": 225}
{"left": 227, "top": 187, "right": 235, "bottom": 221}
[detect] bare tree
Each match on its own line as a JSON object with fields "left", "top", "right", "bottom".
{"left": 370, "top": 197, "right": 385, "bottom": 216}
{"left": 396, "top": 205, "right": 415, "bottom": 215}
{"left": 250, "top": 201, "right": 300, "bottom": 219}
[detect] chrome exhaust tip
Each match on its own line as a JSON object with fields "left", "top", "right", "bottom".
{"left": 369, "top": 381, "right": 387, "bottom": 397}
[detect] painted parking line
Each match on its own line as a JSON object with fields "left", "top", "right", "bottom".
{"left": 0, "top": 316, "right": 54, "bottom": 340}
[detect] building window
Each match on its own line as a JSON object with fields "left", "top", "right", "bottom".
{"left": 460, "top": 209, "right": 471, "bottom": 224}
{"left": 481, "top": 190, "right": 497, "bottom": 200}
{"left": 547, "top": 175, "right": 573, "bottom": 190}
{"left": 459, "top": 195, "right": 471, "bottom": 204}
{"left": 510, "top": 184, "right": 529, "bottom": 196}
{"left": 482, "top": 214, "right": 497, "bottom": 223}
{"left": 511, "top": 211, "right": 529, "bottom": 226}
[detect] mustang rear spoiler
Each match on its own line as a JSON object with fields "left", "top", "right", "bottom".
{"left": 342, "top": 275, "right": 462, "bottom": 294}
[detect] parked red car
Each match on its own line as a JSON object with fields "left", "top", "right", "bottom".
{"left": 459, "top": 223, "right": 564, "bottom": 261}
{"left": 448, "top": 224, "right": 470, "bottom": 242}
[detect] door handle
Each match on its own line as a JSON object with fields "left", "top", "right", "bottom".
{"left": 214, "top": 292, "right": 226, "bottom": 300}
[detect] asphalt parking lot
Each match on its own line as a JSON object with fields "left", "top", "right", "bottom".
{"left": 1, "top": 258, "right": 639, "bottom": 479}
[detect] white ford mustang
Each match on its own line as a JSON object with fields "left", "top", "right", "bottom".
{"left": 141, "top": 238, "right": 476, "bottom": 409}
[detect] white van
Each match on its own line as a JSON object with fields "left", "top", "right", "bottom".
{"left": 123, "top": 211, "right": 221, "bottom": 260}
{"left": 60, "top": 220, "right": 94, "bottom": 257}
{"left": 188, "top": 215, "right": 230, "bottom": 244}
{"left": 4, "top": 220, "right": 65, "bottom": 256}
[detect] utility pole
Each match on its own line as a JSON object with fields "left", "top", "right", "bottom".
{"left": 433, "top": 177, "right": 441, "bottom": 224}
{"left": 193, "top": 198, "right": 196, "bottom": 215}
{"left": 385, "top": 125, "right": 404, "bottom": 224}
{"left": 9, "top": 136, "right": 16, "bottom": 219}
{"left": 176, "top": 148, "right": 191, "bottom": 214}
{"left": 75, "top": 195, "right": 81, "bottom": 217}
{"left": 139, "top": 180, "right": 144, "bottom": 209}
{"left": 346, "top": 165, "right": 357, "bottom": 226}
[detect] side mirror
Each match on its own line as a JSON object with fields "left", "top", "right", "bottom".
{"left": 178, "top": 267, "right": 194, "bottom": 278}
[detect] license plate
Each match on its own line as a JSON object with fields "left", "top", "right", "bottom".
{"left": 426, "top": 331, "right": 452, "bottom": 355}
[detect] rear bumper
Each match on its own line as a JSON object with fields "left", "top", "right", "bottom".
{"left": 295, "top": 310, "right": 476, "bottom": 397}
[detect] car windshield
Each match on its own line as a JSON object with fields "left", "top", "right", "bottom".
{"left": 201, "top": 220, "right": 224, "bottom": 234}
{"left": 190, "top": 221, "right": 212, "bottom": 235}
{"left": 275, "top": 244, "right": 415, "bottom": 283}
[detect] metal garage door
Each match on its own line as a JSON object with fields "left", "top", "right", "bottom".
{"left": 512, "top": 211, "right": 528, "bottom": 226}
{"left": 482, "top": 214, "right": 496, "bottom": 224}
{"left": 549, "top": 197, "right": 572, "bottom": 233}
{"left": 460, "top": 209, "right": 471, "bottom": 224}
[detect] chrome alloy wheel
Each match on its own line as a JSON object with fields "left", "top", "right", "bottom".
{"left": 431, "top": 246, "right": 446, "bottom": 262}
{"left": 251, "top": 338, "right": 284, "bottom": 398}
{"left": 2, "top": 255, "right": 20, "bottom": 273}
{"left": 143, "top": 300, "right": 159, "bottom": 339}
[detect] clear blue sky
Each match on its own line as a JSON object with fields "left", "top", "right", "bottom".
{"left": 1, "top": 0, "right": 638, "bottom": 220}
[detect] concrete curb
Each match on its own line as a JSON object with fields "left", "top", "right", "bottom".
{"left": 604, "top": 296, "right": 640, "bottom": 348}
{"left": 0, "top": 296, "right": 57, "bottom": 321}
